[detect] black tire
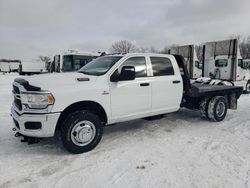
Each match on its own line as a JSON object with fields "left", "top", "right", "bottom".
{"left": 199, "top": 98, "right": 210, "bottom": 119}
{"left": 207, "top": 96, "right": 228, "bottom": 122}
{"left": 61, "top": 111, "right": 103, "bottom": 154}
{"left": 245, "top": 81, "right": 250, "bottom": 94}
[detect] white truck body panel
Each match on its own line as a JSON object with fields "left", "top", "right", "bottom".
{"left": 0, "top": 62, "right": 10, "bottom": 72}
{"left": 14, "top": 54, "right": 183, "bottom": 131}
{"left": 20, "top": 60, "right": 46, "bottom": 73}
{"left": 9, "top": 62, "right": 21, "bottom": 71}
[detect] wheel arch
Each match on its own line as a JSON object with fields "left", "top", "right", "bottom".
{"left": 55, "top": 101, "right": 108, "bottom": 131}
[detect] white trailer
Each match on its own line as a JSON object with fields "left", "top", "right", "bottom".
{"left": 0, "top": 60, "right": 21, "bottom": 73}
{"left": 203, "top": 39, "right": 250, "bottom": 93}
{"left": 19, "top": 59, "right": 47, "bottom": 75}
{"left": 169, "top": 45, "right": 202, "bottom": 79}
{"left": 50, "top": 50, "right": 102, "bottom": 72}
{"left": 9, "top": 60, "right": 21, "bottom": 72}
{"left": 0, "top": 62, "right": 10, "bottom": 73}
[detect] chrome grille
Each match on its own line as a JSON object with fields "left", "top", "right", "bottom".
{"left": 13, "top": 85, "right": 20, "bottom": 94}
{"left": 13, "top": 84, "right": 22, "bottom": 111}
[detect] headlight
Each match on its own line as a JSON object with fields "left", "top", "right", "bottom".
{"left": 21, "top": 92, "right": 55, "bottom": 109}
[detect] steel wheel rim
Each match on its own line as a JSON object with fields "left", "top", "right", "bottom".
{"left": 71, "top": 120, "right": 96, "bottom": 146}
{"left": 247, "top": 83, "right": 250, "bottom": 92}
{"left": 216, "top": 102, "right": 226, "bottom": 117}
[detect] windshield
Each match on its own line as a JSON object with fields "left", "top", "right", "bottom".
{"left": 78, "top": 56, "right": 123, "bottom": 76}
{"left": 62, "top": 55, "right": 98, "bottom": 72}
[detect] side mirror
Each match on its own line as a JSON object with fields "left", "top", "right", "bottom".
{"left": 110, "top": 66, "right": 135, "bottom": 82}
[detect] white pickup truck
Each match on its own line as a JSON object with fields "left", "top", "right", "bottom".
{"left": 11, "top": 53, "right": 243, "bottom": 154}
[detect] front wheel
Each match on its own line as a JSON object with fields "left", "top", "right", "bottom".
{"left": 61, "top": 111, "right": 103, "bottom": 154}
{"left": 207, "top": 96, "right": 228, "bottom": 122}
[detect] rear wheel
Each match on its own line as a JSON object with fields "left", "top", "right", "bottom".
{"left": 207, "top": 96, "right": 228, "bottom": 122}
{"left": 199, "top": 98, "right": 210, "bottom": 119}
{"left": 61, "top": 111, "right": 103, "bottom": 154}
{"left": 245, "top": 81, "right": 250, "bottom": 94}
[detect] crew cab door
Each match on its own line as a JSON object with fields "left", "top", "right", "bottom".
{"left": 149, "top": 56, "right": 183, "bottom": 115}
{"left": 110, "top": 56, "right": 151, "bottom": 122}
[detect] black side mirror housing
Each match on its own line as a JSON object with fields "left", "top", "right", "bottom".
{"left": 110, "top": 66, "right": 135, "bottom": 82}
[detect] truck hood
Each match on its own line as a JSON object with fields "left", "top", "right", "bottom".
{"left": 22, "top": 72, "right": 98, "bottom": 91}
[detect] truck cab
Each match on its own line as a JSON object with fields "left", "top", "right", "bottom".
{"left": 50, "top": 50, "right": 102, "bottom": 73}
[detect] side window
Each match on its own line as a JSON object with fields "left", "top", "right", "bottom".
{"left": 150, "top": 57, "right": 174, "bottom": 76}
{"left": 195, "top": 61, "right": 199, "bottom": 68}
{"left": 215, "top": 59, "right": 228, "bottom": 67}
{"left": 122, "top": 57, "right": 147, "bottom": 78}
{"left": 74, "top": 60, "right": 81, "bottom": 70}
{"left": 238, "top": 59, "right": 243, "bottom": 68}
{"left": 195, "top": 61, "right": 202, "bottom": 69}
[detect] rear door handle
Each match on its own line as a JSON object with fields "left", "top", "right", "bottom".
{"left": 172, "top": 80, "right": 181, "bottom": 84}
{"left": 140, "top": 83, "right": 150, "bottom": 87}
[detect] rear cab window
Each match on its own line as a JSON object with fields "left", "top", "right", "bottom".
{"left": 150, "top": 57, "right": 175, "bottom": 76}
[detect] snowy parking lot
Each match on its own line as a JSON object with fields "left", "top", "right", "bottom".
{"left": 0, "top": 73, "right": 250, "bottom": 188}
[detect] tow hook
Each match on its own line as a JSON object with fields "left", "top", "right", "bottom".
{"left": 14, "top": 132, "right": 40, "bottom": 144}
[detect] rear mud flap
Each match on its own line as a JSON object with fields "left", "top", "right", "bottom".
{"left": 228, "top": 93, "right": 237, "bottom": 110}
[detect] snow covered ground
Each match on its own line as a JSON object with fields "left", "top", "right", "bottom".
{"left": 0, "top": 73, "right": 250, "bottom": 188}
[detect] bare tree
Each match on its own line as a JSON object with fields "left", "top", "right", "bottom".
{"left": 39, "top": 55, "right": 51, "bottom": 63}
{"left": 160, "top": 46, "right": 170, "bottom": 54}
{"left": 240, "top": 36, "right": 250, "bottom": 59}
{"left": 39, "top": 55, "right": 51, "bottom": 72}
{"left": 137, "top": 46, "right": 159, "bottom": 53}
{"left": 110, "top": 40, "right": 137, "bottom": 54}
{"left": 195, "top": 44, "right": 203, "bottom": 62}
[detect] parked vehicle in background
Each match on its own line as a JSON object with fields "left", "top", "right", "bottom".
{"left": 0, "top": 62, "right": 10, "bottom": 73}
{"left": 203, "top": 39, "right": 250, "bottom": 93}
{"left": 49, "top": 50, "right": 103, "bottom": 72}
{"left": 11, "top": 53, "right": 243, "bottom": 154}
{"left": 19, "top": 59, "right": 47, "bottom": 75}
{"left": 0, "top": 59, "right": 21, "bottom": 73}
{"left": 169, "top": 45, "right": 202, "bottom": 79}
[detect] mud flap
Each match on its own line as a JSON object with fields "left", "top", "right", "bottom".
{"left": 228, "top": 93, "right": 237, "bottom": 110}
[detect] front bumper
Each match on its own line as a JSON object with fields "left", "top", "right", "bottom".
{"left": 11, "top": 107, "right": 60, "bottom": 138}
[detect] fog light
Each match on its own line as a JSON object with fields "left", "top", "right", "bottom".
{"left": 24, "top": 122, "right": 42, "bottom": 130}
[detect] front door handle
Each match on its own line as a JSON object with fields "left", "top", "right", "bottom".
{"left": 140, "top": 83, "right": 150, "bottom": 87}
{"left": 172, "top": 80, "right": 181, "bottom": 84}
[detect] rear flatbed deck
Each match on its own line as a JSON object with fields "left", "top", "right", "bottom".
{"left": 190, "top": 83, "right": 243, "bottom": 98}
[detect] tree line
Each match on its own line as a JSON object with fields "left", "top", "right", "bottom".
{"left": 110, "top": 36, "right": 250, "bottom": 60}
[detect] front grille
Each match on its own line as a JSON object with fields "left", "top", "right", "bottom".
{"left": 14, "top": 97, "right": 22, "bottom": 111}
{"left": 13, "top": 85, "right": 20, "bottom": 94}
{"left": 13, "top": 83, "right": 22, "bottom": 111}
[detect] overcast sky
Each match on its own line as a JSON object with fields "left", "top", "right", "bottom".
{"left": 0, "top": 0, "right": 250, "bottom": 59}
